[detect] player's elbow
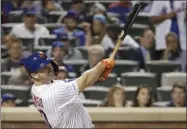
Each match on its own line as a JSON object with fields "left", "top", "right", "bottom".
{"left": 76, "top": 70, "right": 94, "bottom": 92}
{"left": 82, "top": 70, "right": 94, "bottom": 86}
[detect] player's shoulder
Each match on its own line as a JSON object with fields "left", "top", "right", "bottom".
{"left": 53, "top": 79, "right": 76, "bottom": 84}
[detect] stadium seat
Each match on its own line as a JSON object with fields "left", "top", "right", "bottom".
{"left": 161, "top": 72, "right": 186, "bottom": 87}
{"left": 43, "top": 23, "right": 65, "bottom": 33}
{"left": 1, "top": 72, "right": 19, "bottom": 85}
{"left": 83, "top": 86, "right": 109, "bottom": 101}
{"left": 1, "top": 45, "right": 8, "bottom": 59}
{"left": 80, "top": 99, "right": 102, "bottom": 107}
{"left": 8, "top": 11, "right": 23, "bottom": 23}
{"left": 121, "top": 72, "right": 157, "bottom": 90}
{"left": 126, "top": 12, "right": 151, "bottom": 25}
{"left": 64, "top": 60, "right": 88, "bottom": 75}
{"left": 157, "top": 86, "right": 172, "bottom": 101}
{"left": 146, "top": 60, "right": 181, "bottom": 87}
{"left": 75, "top": 46, "right": 88, "bottom": 60}
{"left": 117, "top": 47, "right": 138, "bottom": 60}
{"left": 1, "top": 85, "right": 30, "bottom": 106}
{"left": 112, "top": 60, "right": 138, "bottom": 76}
{"left": 18, "top": 37, "right": 34, "bottom": 51}
{"left": 152, "top": 101, "right": 169, "bottom": 107}
{"left": 1, "top": 45, "right": 7, "bottom": 53}
{"left": 33, "top": 45, "right": 51, "bottom": 53}
{"left": 48, "top": 11, "right": 67, "bottom": 23}
{"left": 124, "top": 86, "right": 137, "bottom": 101}
{"left": 93, "top": 73, "right": 118, "bottom": 87}
{"left": 129, "top": 24, "right": 149, "bottom": 37}
{"left": 38, "top": 35, "right": 56, "bottom": 46}
{"left": 68, "top": 72, "right": 77, "bottom": 78}
{"left": 2, "top": 23, "right": 18, "bottom": 33}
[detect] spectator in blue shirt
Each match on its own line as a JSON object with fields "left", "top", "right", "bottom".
{"left": 166, "top": 83, "right": 187, "bottom": 107}
{"left": 52, "top": 10, "right": 86, "bottom": 46}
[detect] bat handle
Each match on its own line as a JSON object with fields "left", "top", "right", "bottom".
{"left": 110, "top": 39, "right": 123, "bottom": 60}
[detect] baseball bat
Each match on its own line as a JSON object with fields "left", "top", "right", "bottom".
{"left": 110, "top": 3, "right": 142, "bottom": 60}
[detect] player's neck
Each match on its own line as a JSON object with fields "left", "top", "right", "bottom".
{"left": 34, "top": 80, "right": 53, "bottom": 86}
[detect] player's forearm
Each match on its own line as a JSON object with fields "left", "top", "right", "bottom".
{"left": 150, "top": 15, "right": 169, "bottom": 24}
{"left": 76, "top": 62, "right": 105, "bottom": 92}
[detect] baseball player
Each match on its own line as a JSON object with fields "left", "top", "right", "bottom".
{"left": 21, "top": 51, "right": 115, "bottom": 128}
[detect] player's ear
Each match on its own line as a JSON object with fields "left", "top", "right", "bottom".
{"left": 31, "top": 73, "right": 39, "bottom": 80}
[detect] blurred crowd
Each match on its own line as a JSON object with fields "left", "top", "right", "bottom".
{"left": 1, "top": 0, "right": 186, "bottom": 108}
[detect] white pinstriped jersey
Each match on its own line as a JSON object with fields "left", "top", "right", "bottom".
{"left": 31, "top": 79, "right": 93, "bottom": 128}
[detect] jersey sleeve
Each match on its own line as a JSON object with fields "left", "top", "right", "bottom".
{"left": 54, "top": 79, "right": 79, "bottom": 106}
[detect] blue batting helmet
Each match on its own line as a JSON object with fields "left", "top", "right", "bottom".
{"left": 21, "top": 52, "right": 59, "bottom": 75}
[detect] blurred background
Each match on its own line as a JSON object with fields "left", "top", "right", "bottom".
{"left": 1, "top": 0, "right": 187, "bottom": 128}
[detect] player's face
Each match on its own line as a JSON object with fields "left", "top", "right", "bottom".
{"left": 36, "top": 63, "right": 55, "bottom": 82}
{"left": 113, "top": 89, "right": 125, "bottom": 105}
{"left": 136, "top": 88, "right": 150, "bottom": 106}
{"left": 171, "top": 87, "right": 186, "bottom": 105}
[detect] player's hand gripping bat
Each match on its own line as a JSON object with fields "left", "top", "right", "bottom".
{"left": 110, "top": 3, "right": 142, "bottom": 60}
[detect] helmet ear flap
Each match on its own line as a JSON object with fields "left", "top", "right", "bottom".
{"left": 51, "top": 60, "right": 59, "bottom": 76}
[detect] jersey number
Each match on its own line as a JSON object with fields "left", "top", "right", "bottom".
{"left": 38, "top": 110, "right": 52, "bottom": 128}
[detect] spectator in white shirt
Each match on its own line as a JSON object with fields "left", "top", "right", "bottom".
{"left": 92, "top": 14, "right": 114, "bottom": 51}
{"left": 149, "top": 1, "right": 186, "bottom": 53}
{"left": 11, "top": 9, "right": 50, "bottom": 45}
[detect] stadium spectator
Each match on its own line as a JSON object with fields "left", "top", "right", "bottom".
{"left": 51, "top": 41, "right": 66, "bottom": 65}
{"left": 10, "top": 8, "right": 50, "bottom": 45}
{"left": 2, "top": 34, "right": 16, "bottom": 48}
{"left": 56, "top": 66, "right": 68, "bottom": 80}
{"left": 92, "top": 14, "right": 114, "bottom": 51}
{"left": 8, "top": 61, "right": 33, "bottom": 86}
{"left": 71, "top": 0, "right": 85, "bottom": 21}
{"left": 2, "top": 34, "right": 17, "bottom": 59}
{"left": 37, "top": 0, "right": 63, "bottom": 17}
{"left": 107, "top": 0, "right": 132, "bottom": 23}
{"left": 162, "top": 32, "right": 186, "bottom": 71}
{"left": 49, "top": 41, "right": 72, "bottom": 72}
{"left": 166, "top": 83, "right": 187, "bottom": 107}
{"left": 100, "top": 84, "right": 126, "bottom": 107}
{"left": 1, "top": 38, "right": 31, "bottom": 72}
{"left": 52, "top": 10, "right": 86, "bottom": 46}
{"left": 132, "top": 85, "right": 153, "bottom": 107}
{"left": 162, "top": 32, "right": 181, "bottom": 60}
{"left": 1, "top": 93, "right": 16, "bottom": 107}
{"left": 149, "top": 1, "right": 186, "bottom": 58}
{"left": 134, "top": 28, "right": 155, "bottom": 69}
{"left": 80, "top": 44, "right": 105, "bottom": 73}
